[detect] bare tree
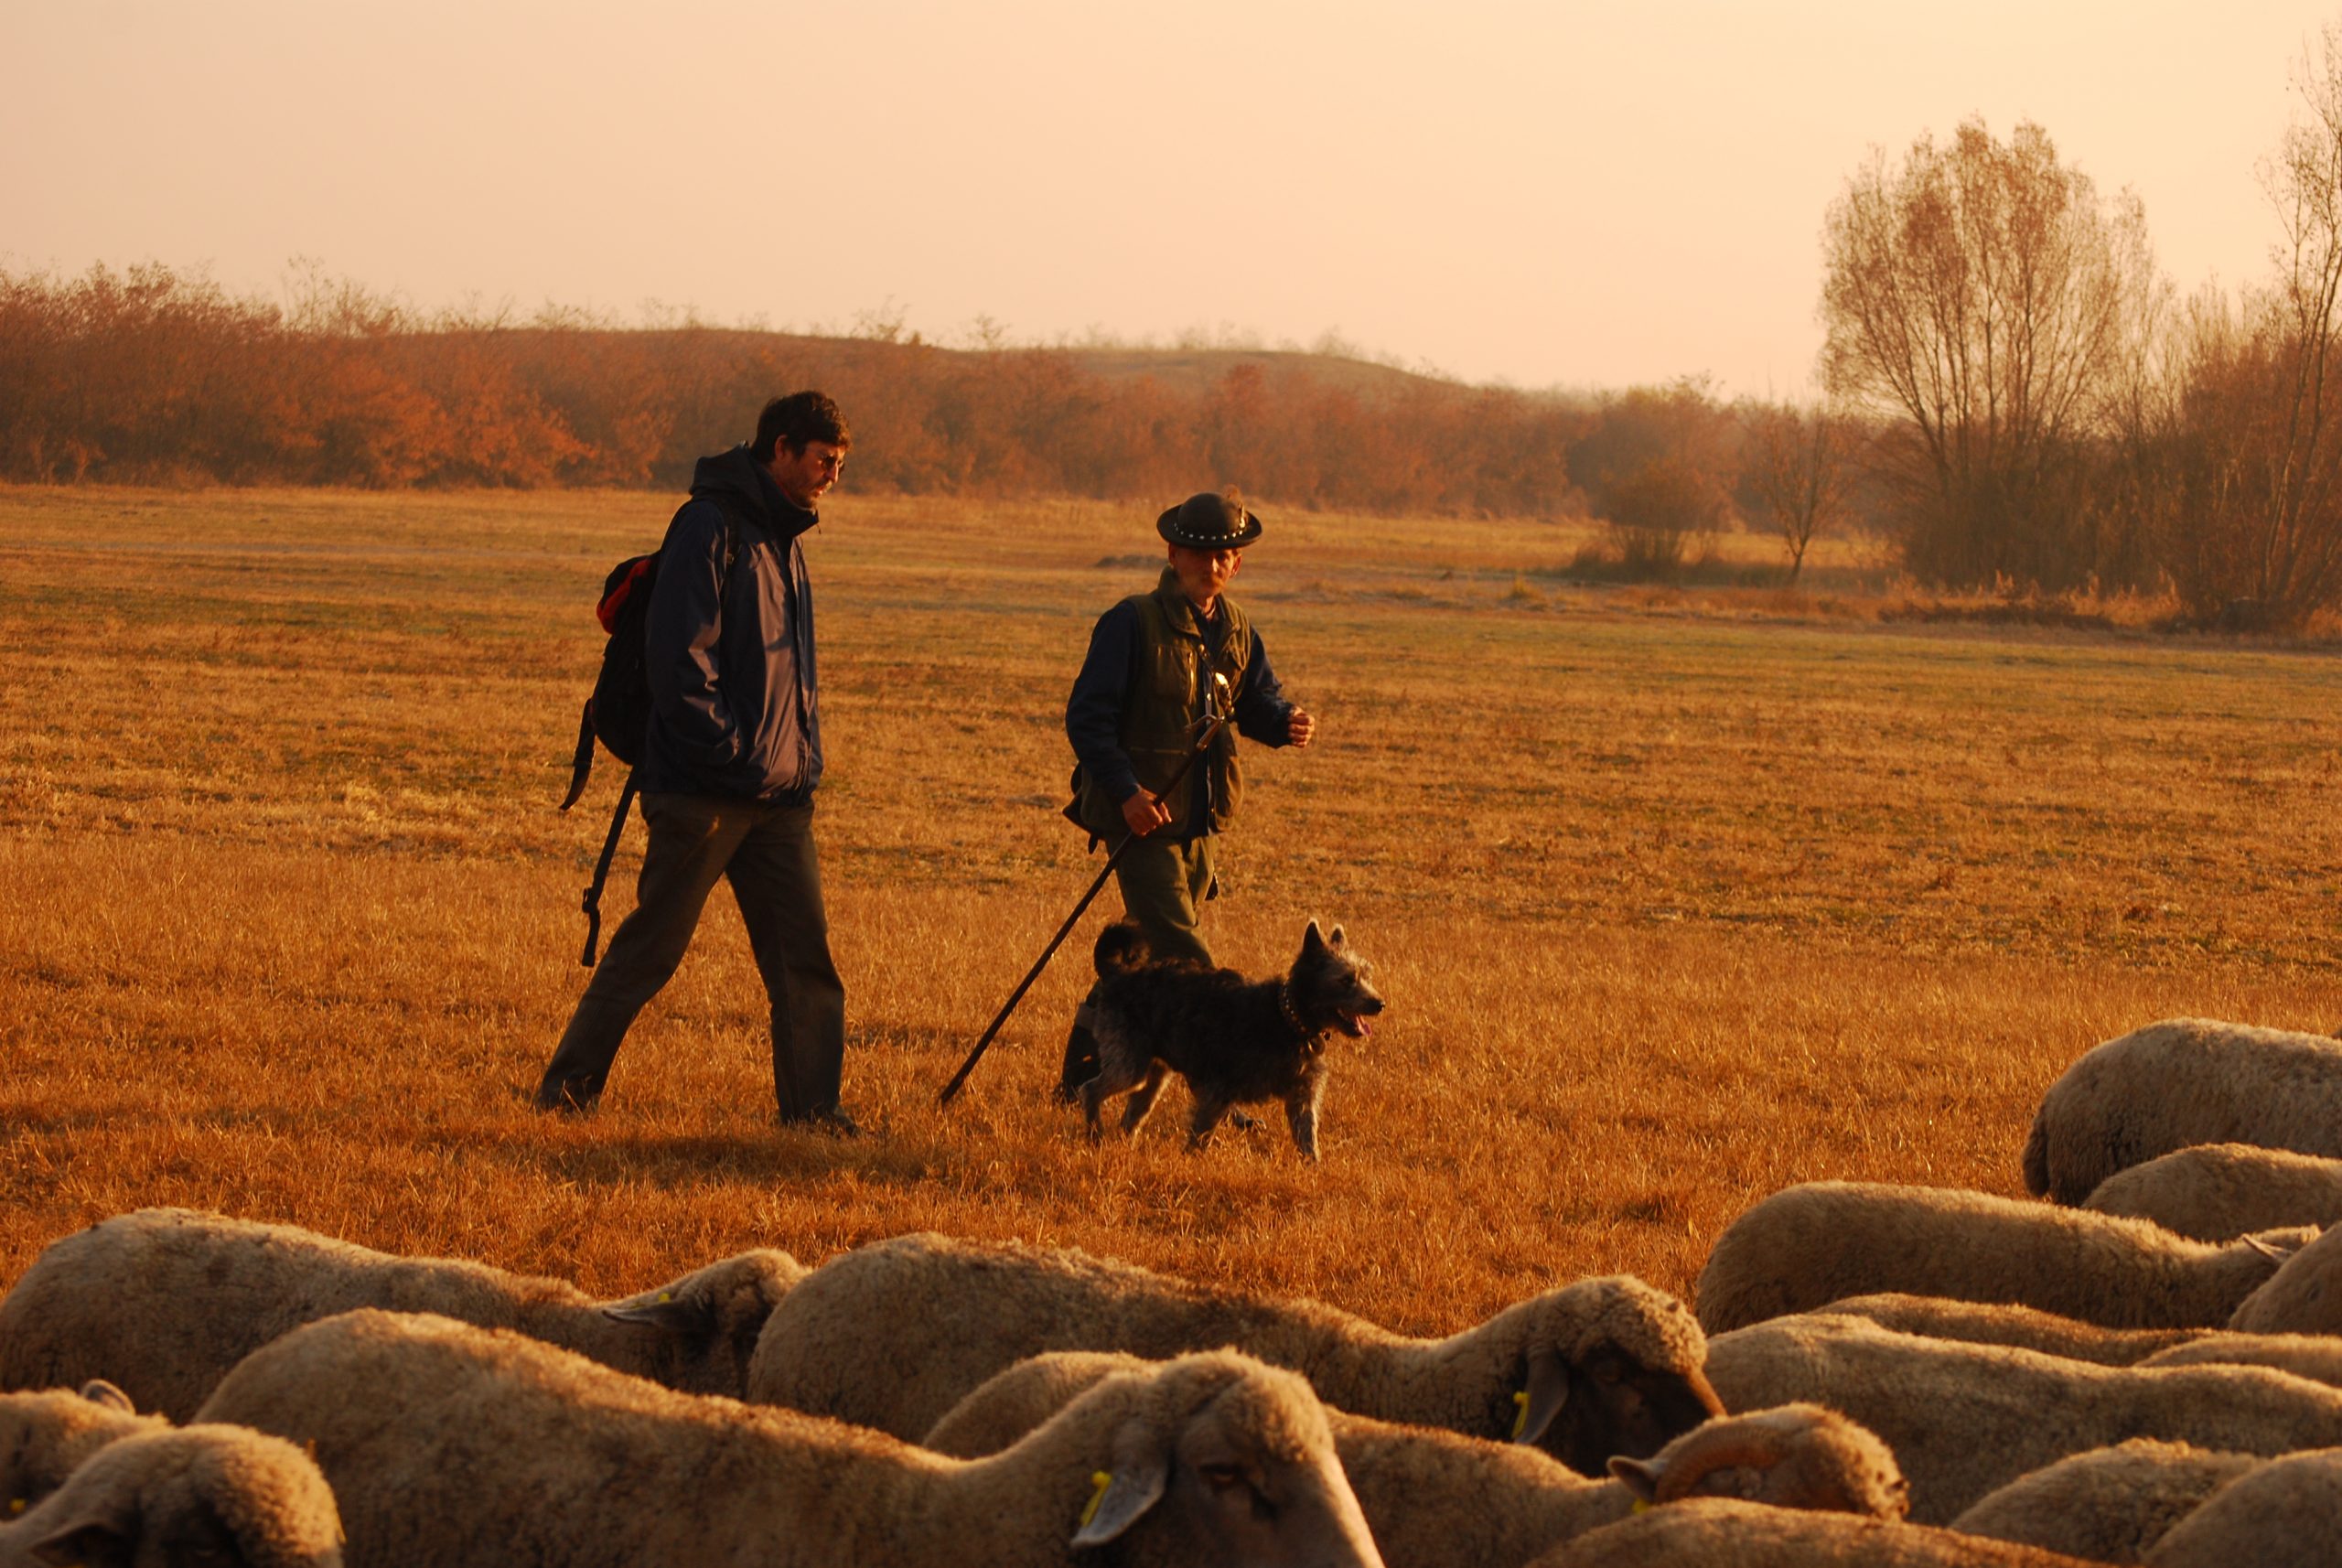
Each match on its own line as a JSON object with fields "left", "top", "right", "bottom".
{"left": 1740, "top": 399, "right": 1853, "bottom": 583}
{"left": 1821, "top": 118, "right": 2162, "bottom": 588}
{"left": 2157, "top": 26, "right": 2342, "bottom": 626}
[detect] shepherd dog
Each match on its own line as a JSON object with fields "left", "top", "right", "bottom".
{"left": 1079, "top": 918, "right": 1384, "bottom": 1162}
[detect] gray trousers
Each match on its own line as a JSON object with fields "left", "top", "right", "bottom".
{"left": 540, "top": 791, "right": 845, "bottom": 1118}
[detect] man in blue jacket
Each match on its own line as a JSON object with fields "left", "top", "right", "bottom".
{"left": 535, "top": 392, "right": 860, "bottom": 1134}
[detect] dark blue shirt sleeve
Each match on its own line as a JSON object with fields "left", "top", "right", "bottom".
{"left": 1066, "top": 601, "right": 1143, "bottom": 804}
{"left": 1232, "top": 627, "right": 1295, "bottom": 746}
{"left": 645, "top": 500, "right": 742, "bottom": 768}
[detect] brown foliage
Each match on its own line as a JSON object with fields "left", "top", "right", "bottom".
{"left": 0, "top": 263, "right": 1585, "bottom": 518}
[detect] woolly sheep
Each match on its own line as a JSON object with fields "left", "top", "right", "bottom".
{"left": 2024, "top": 1018, "right": 2342, "bottom": 1205}
{"left": 0, "top": 1208, "right": 802, "bottom": 1418}
{"left": 746, "top": 1231, "right": 1724, "bottom": 1475}
{"left": 2082, "top": 1144, "right": 2342, "bottom": 1240}
{"left": 1812, "top": 1294, "right": 2206, "bottom": 1365}
{"left": 0, "top": 1424, "right": 344, "bottom": 1568}
{"left": 198, "top": 1308, "right": 1383, "bottom": 1568}
{"left": 923, "top": 1349, "right": 1909, "bottom": 1568}
{"left": 2141, "top": 1447, "right": 2342, "bottom": 1568}
{"left": 1693, "top": 1181, "right": 2309, "bottom": 1333}
{"left": 2226, "top": 1217, "right": 2342, "bottom": 1334}
{"left": 1525, "top": 1497, "right": 2110, "bottom": 1566}
{"left": 1703, "top": 1312, "right": 2342, "bottom": 1524}
{"left": 1948, "top": 1439, "right": 2259, "bottom": 1562}
{"left": 0, "top": 1380, "right": 161, "bottom": 1517}
{"left": 2137, "top": 1332, "right": 2342, "bottom": 1388}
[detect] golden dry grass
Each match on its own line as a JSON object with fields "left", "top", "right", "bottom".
{"left": 3, "top": 485, "right": 2339, "bottom": 1336}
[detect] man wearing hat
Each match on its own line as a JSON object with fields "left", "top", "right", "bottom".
{"left": 1056, "top": 489, "right": 1316, "bottom": 1097}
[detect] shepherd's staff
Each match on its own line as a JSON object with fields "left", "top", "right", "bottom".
{"left": 938, "top": 672, "right": 1231, "bottom": 1106}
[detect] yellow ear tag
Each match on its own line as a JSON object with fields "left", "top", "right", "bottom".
{"left": 1079, "top": 1470, "right": 1113, "bottom": 1528}
{"left": 1631, "top": 1498, "right": 1652, "bottom": 1514}
{"left": 1509, "top": 1390, "right": 1531, "bottom": 1441}
{"left": 658, "top": 1293, "right": 673, "bottom": 1303}
{"left": 5, "top": 1497, "right": 23, "bottom": 1515}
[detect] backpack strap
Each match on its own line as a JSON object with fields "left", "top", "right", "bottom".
{"left": 579, "top": 769, "right": 640, "bottom": 967}
{"left": 560, "top": 699, "right": 596, "bottom": 812}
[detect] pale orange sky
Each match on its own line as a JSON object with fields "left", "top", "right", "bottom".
{"left": 2, "top": 1, "right": 2330, "bottom": 393}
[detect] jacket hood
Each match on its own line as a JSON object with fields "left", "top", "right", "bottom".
{"left": 690, "top": 445, "right": 816, "bottom": 537}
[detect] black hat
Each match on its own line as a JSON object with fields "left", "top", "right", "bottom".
{"left": 1156, "top": 490, "right": 1263, "bottom": 550}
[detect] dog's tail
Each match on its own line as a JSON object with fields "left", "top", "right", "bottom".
{"left": 1093, "top": 920, "right": 1152, "bottom": 976}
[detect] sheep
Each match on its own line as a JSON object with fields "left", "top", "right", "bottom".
{"left": 2024, "top": 1018, "right": 2342, "bottom": 1205}
{"left": 2143, "top": 1447, "right": 2342, "bottom": 1567}
{"left": 744, "top": 1231, "right": 1724, "bottom": 1476}
{"left": 922, "top": 1349, "right": 1909, "bottom": 1568}
{"left": 197, "top": 1307, "right": 1382, "bottom": 1568}
{"left": 1811, "top": 1294, "right": 2207, "bottom": 1365}
{"left": 0, "top": 1380, "right": 162, "bottom": 1517}
{"left": 0, "top": 1424, "right": 344, "bottom": 1568}
{"left": 0, "top": 1207, "right": 802, "bottom": 1418}
{"left": 2225, "top": 1216, "right": 2342, "bottom": 1334}
{"left": 2082, "top": 1144, "right": 2342, "bottom": 1240}
{"left": 1948, "top": 1439, "right": 2260, "bottom": 1562}
{"left": 1524, "top": 1497, "right": 2111, "bottom": 1566}
{"left": 1692, "top": 1181, "right": 2310, "bottom": 1333}
{"left": 2138, "top": 1333, "right": 2342, "bottom": 1389}
{"left": 1703, "top": 1312, "right": 2342, "bottom": 1524}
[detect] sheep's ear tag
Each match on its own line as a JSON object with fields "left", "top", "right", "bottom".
{"left": 1071, "top": 1459, "right": 1166, "bottom": 1547}
{"left": 1509, "top": 1390, "right": 1531, "bottom": 1441}
{"left": 1079, "top": 1470, "right": 1113, "bottom": 1530}
{"left": 1631, "top": 1498, "right": 1652, "bottom": 1514}
{"left": 6, "top": 1497, "right": 25, "bottom": 1516}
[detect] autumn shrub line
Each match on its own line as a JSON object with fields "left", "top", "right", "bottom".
{"left": 0, "top": 262, "right": 1598, "bottom": 518}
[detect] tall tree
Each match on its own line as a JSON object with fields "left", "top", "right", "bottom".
{"left": 1821, "top": 118, "right": 2161, "bottom": 588}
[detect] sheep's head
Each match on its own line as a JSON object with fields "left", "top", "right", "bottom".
{"left": 1606, "top": 1402, "right": 1908, "bottom": 1520}
{"left": 0, "top": 1382, "right": 164, "bottom": 1524}
{"left": 603, "top": 1248, "right": 807, "bottom": 1396}
{"left": 12, "top": 1425, "right": 345, "bottom": 1568}
{"left": 1499, "top": 1276, "right": 1724, "bottom": 1477}
{"left": 1055, "top": 1351, "right": 1384, "bottom": 1568}
{"left": 2228, "top": 1222, "right": 2340, "bottom": 1336}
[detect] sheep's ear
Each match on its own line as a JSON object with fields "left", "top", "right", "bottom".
{"left": 604, "top": 1290, "right": 715, "bottom": 1336}
{"left": 1069, "top": 1421, "right": 1169, "bottom": 1546}
{"left": 1607, "top": 1455, "right": 1662, "bottom": 1503}
{"left": 30, "top": 1513, "right": 136, "bottom": 1568}
{"left": 77, "top": 1379, "right": 135, "bottom": 1414}
{"left": 1514, "top": 1346, "right": 1571, "bottom": 1446}
{"left": 2242, "top": 1231, "right": 2306, "bottom": 1264}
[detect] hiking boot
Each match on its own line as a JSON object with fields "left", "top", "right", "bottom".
{"left": 781, "top": 1106, "right": 863, "bottom": 1139}
{"left": 533, "top": 1076, "right": 602, "bottom": 1115}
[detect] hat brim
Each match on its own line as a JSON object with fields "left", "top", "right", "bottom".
{"left": 1156, "top": 508, "right": 1263, "bottom": 550}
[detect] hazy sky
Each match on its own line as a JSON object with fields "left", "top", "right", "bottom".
{"left": 3, "top": 1, "right": 2333, "bottom": 393}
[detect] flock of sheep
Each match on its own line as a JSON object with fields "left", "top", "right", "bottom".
{"left": 4, "top": 1015, "right": 2342, "bottom": 1564}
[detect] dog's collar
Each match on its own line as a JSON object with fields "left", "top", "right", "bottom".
{"left": 1277, "top": 982, "right": 1318, "bottom": 1040}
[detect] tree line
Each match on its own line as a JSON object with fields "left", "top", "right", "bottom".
{"left": 0, "top": 262, "right": 1588, "bottom": 519}
{"left": 16, "top": 27, "right": 2342, "bottom": 625}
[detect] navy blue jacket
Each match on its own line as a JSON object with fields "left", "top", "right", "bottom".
{"left": 639, "top": 446, "right": 822, "bottom": 801}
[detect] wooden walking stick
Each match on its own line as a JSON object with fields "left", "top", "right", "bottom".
{"left": 938, "top": 674, "right": 1230, "bottom": 1106}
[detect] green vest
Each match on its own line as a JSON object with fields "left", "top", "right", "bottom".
{"left": 1077, "top": 568, "right": 1256, "bottom": 840}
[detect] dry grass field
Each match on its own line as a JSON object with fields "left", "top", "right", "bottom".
{"left": 4, "top": 484, "right": 2340, "bottom": 1336}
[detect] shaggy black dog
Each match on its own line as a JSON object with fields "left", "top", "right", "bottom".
{"left": 1080, "top": 919, "right": 1384, "bottom": 1162}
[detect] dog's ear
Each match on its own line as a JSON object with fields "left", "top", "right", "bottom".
{"left": 1302, "top": 920, "right": 1328, "bottom": 956}
{"left": 1328, "top": 924, "right": 1346, "bottom": 947}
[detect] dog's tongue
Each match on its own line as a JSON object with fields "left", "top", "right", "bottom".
{"left": 1352, "top": 1014, "right": 1374, "bottom": 1036}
